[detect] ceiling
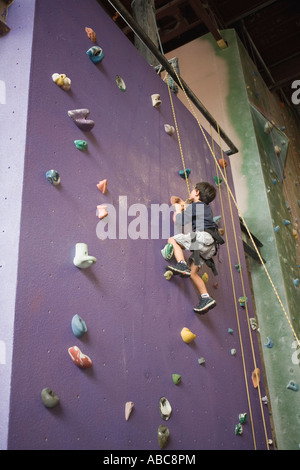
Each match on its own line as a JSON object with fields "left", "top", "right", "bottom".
{"left": 98, "top": 0, "right": 300, "bottom": 114}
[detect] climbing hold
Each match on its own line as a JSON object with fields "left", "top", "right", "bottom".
{"left": 96, "top": 205, "right": 108, "bottom": 219}
{"left": 151, "top": 94, "right": 162, "bottom": 108}
{"left": 158, "top": 425, "right": 170, "bottom": 449}
{"left": 213, "top": 215, "right": 221, "bottom": 225}
{"left": 172, "top": 374, "right": 181, "bottom": 385}
{"left": 86, "top": 45, "right": 104, "bottom": 64}
{"left": 97, "top": 179, "right": 107, "bottom": 194}
{"left": 164, "top": 270, "right": 173, "bottom": 281}
{"left": 71, "top": 314, "right": 87, "bottom": 338}
{"left": 274, "top": 225, "right": 280, "bottom": 233}
{"left": 272, "top": 179, "right": 277, "bottom": 185}
{"left": 52, "top": 73, "right": 71, "bottom": 91}
{"left": 74, "top": 140, "right": 88, "bottom": 151}
{"left": 41, "top": 388, "right": 60, "bottom": 409}
{"left": 231, "top": 348, "right": 236, "bottom": 356}
{"left": 264, "top": 337, "right": 274, "bottom": 348}
{"left": 179, "top": 168, "right": 191, "bottom": 179}
{"left": 219, "top": 158, "right": 228, "bottom": 169}
{"left": 125, "top": 401, "right": 134, "bottom": 420}
{"left": 228, "top": 328, "right": 234, "bottom": 334}
{"left": 287, "top": 380, "right": 299, "bottom": 392}
{"left": 46, "top": 169, "right": 60, "bottom": 185}
{"left": 251, "top": 368, "right": 260, "bottom": 388}
{"left": 159, "top": 397, "right": 172, "bottom": 421}
{"left": 274, "top": 145, "right": 281, "bottom": 155}
{"left": 85, "top": 26, "right": 97, "bottom": 42}
{"left": 213, "top": 175, "right": 222, "bottom": 186}
{"left": 234, "top": 263, "right": 241, "bottom": 272}
{"left": 68, "top": 345, "right": 92, "bottom": 369}
{"left": 292, "top": 229, "right": 298, "bottom": 240}
{"left": 294, "top": 278, "right": 299, "bottom": 287}
{"left": 198, "top": 357, "right": 205, "bottom": 365}
{"left": 219, "top": 228, "right": 225, "bottom": 236}
{"left": 213, "top": 282, "right": 218, "bottom": 289}
{"left": 161, "top": 243, "right": 174, "bottom": 261}
{"left": 283, "top": 219, "right": 291, "bottom": 226}
{"left": 116, "top": 75, "right": 126, "bottom": 92}
{"left": 73, "top": 243, "right": 97, "bottom": 269}
{"left": 238, "top": 296, "right": 248, "bottom": 308}
{"left": 239, "top": 413, "right": 247, "bottom": 424}
{"left": 180, "top": 327, "right": 196, "bottom": 344}
{"left": 235, "top": 423, "right": 243, "bottom": 436}
{"left": 262, "top": 396, "right": 268, "bottom": 405}
{"left": 164, "top": 124, "right": 175, "bottom": 135}
{"left": 201, "top": 272, "right": 208, "bottom": 283}
{"left": 68, "top": 108, "right": 95, "bottom": 132}
{"left": 249, "top": 318, "right": 257, "bottom": 330}
{"left": 264, "top": 122, "right": 273, "bottom": 134}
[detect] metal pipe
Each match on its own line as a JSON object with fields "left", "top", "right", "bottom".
{"left": 106, "top": 0, "right": 239, "bottom": 155}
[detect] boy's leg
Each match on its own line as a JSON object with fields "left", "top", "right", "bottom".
{"left": 189, "top": 261, "right": 216, "bottom": 314}
{"left": 166, "top": 237, "right": 191, "bottom": 277}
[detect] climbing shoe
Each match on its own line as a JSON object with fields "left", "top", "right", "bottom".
{"left": 193, "top": 296, "right": 216, "bottom": 314}
{"left": 166, "top": 261, "right": 191, "bottom": 277}
{"left": 161, "top": 243, "right": 174, "bottom": 260}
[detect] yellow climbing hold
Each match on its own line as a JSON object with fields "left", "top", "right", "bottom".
{"left": 202, "top": 272, "right": 209, "bottom": 283}
{"left": 164, "top": 270, "right": 173, "bottom": 281}
{"left": 181, "top": 327, "right": 196, "bottom": 344}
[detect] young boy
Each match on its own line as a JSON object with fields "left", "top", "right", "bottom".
{"left": 162, "top": 182, "right": 220, "bottom": 314}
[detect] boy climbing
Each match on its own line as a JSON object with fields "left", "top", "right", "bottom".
{"left": 161, "top": 181, "right": 224, "bottom": 314}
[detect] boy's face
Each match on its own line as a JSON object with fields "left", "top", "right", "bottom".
{"left": 190, "top": 188, "right": 200, "bottom": 201}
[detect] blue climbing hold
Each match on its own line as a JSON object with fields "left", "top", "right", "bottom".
{"left": 264, "top": 337, "right": 274, "bottom": 348}
{"left": 71, "top": 314, "right": 88, "bottom": 338}
{"left": 178, "top": 169, "right": 191, "bottom": 179}
{"left": 284, "top": 219, "right": 291, "bottom": 226}
{"left": 294, "top": 278, "right": 299, "bottom": 287}
{"left": 274, "top": 225, "right": 280, "bottom": 233}
{"left": 287, "top": 380, "right": 299, "bottom": 392}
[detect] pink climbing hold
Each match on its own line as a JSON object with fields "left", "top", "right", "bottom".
{"left": 97, "top": 179, "right": 107, "bottom": 194}
{"left": 96, "top": 205, "right": 108, "bottom": 219}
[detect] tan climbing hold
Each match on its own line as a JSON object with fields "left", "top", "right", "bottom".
{"left": 251, "top": 368, "right": 260, "bottom": 388}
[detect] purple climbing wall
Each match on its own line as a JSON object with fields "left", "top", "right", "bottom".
{"left": 8, "top": 0, "right": 272, "bottom": 450}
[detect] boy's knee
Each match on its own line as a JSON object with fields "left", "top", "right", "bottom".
{"left": 168, "top": 237, "right": 175, "bottom": 245}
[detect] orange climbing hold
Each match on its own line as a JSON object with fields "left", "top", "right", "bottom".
{"left": 97, "top": 179, "right": 107, "bottom": 194}
{"left": 251, "top": 368, "right": 260, "bottom": 388}
{"left": 219, "top": 158, "right": 228, "bottom": 169}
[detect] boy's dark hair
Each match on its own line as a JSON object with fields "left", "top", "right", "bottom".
{"left": 195, "top": 182, "right": 216, "bottom": 204}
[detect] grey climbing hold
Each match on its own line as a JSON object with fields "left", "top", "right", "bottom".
{"left": 41, "top": 388, "right": 60, "bottom": 408}
{"left": 158, "top": 425, "right": 170, "bottom": 449}
{"left": 159, "top": 397, "right": 172, "bottom": 421}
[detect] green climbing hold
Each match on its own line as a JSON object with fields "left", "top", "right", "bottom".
{"left": 172, "top": 374, "right": 181, "bottom": 385}
{"left": 239, "top": 413, "right": 247, "bottom": 424}
{"left": 235, "top": 423, "right": 243, "bottom": 435}
{"left": 213, "top": 175, "right": 222, "bottom": 186}
{"left": 74, "top": 139, "right": 88, "bottom": 151}
{"left": 161, "top": 243, "right": 174, "bottom": 260}
{"left": 238, "top": 296, "right": 248, "bottom": 308}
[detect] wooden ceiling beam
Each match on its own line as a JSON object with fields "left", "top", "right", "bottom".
{"left": 189, "top": 0, "right": 227, "bottom": 48}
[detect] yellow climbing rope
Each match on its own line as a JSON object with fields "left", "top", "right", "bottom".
{"left": 212, "top": 128, "right": 270, "bottom": 450}
{"left": 166, "top": 68, "right": 273, "bottom": 449}
{"left": 166, "top": 76, "right": 191, "bottom": 198}
{"left": 168, "top": 65, "right": 299, "bottom": 346}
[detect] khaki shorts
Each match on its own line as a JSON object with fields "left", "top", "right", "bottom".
{"left": 173, "top": 231, "right": 216, "bottom": 267}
